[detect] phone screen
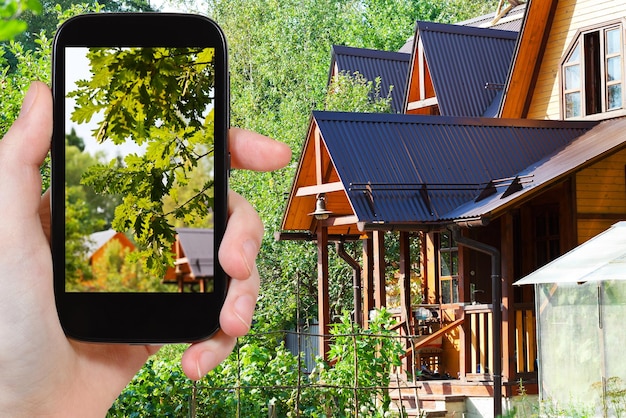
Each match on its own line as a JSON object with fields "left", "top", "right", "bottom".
{"left": 63, "top": 45, "right": 218, "bottom": 293}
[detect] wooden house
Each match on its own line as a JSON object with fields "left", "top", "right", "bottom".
{"left": 163, "top": 228, "right": 215, "bottom": 293}
{"left": 279, "top": 0, "right": 626, "bottom": 415}
{"left": 87, "top": 229, "right": 135, "bottom": 265}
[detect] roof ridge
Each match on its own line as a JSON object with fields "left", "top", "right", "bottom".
{"left": 415, "top": 20, "right": 518, "bottom": 39}
{"left": 332, "top": 44, "right": 410, "bottom": 61}
{"left": 312, "top": 111, "right": 598, "bottom": 129}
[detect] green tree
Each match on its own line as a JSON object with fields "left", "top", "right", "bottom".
{"left": 66, "top": 142, "right": 121, "bottom": 226}
{"left": 108, "top": 342, "right": 302, "bottom": 417}
{"left": 65, "top": 182, "right": 105, "bottom": 285}
{"left": 0, "top": 34, "right": 50, "bottom": 136}
{"left": 64, "top": 141, "right": 126, "bottom": 287}
{"left": 0, "top": 35, "right": 52, "bottom": 188}
{"left": 109, "top": 309, "right": 405, "bottom": 417}
{"left": 0, "top": 0, "right": 41, "bottom": 41}
{"left": 325, "top": 71, "right": 393, "bottom": 113}
{"left": 66, "top": 126, "right": 85, "bottom": 151}
{"left": 0, "top": 3, "right": 104, "bottom": 189}
{"left": 72, "top": 238, "right": 170, "bottom": 292}
{"left": 8, "top": 0, "right": 152, "bottom": 61}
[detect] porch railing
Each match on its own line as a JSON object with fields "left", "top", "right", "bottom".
{"left": 465, "top": 304, "right": 494, "bottom": 377}
{"left": 391, "top": 303, "right": 537, "bottom": 380}
{"left": 464, "top": 303, "right": 537, "bottom": 380}
{"left": 514, "top": 303, "right": 536, "bottom": 375}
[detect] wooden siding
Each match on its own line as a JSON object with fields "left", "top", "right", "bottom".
{"left": 527, "top": 0, "right": 626, "bottom": 119}
{"left": 405, "top": 39, "right": 437, "bottom": 115}
{"left": 576, "top": 148, "right": 626, "bottom": 242}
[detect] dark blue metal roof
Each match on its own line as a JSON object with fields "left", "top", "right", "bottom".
{"left": 312, "top": 111, "right": 597, "bottom": 224}
{"left": 330, "top": 45, "right": 410, "bottom": 113}
{"left": 416, "top": 21, "right": 518, "bottom": 117}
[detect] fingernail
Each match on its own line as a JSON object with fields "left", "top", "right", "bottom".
{"left": 241, "top": 239, "right": 258, "bottom": 277}
{"left": 19, "top": 83, "right": 39, "bottom": 118}
{"left": 196, "top": 350, "right": 215, "bottom": 380}
{"left": 234, "top": 294, "right": 255, "bottom": 332}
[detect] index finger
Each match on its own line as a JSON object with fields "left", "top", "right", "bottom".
{"left": 229, "top": 127, "right": 291, "bottom": 171}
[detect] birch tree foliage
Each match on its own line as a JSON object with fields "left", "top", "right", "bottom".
{"left": 69, "top": 46, "right": 217, "bottom": 275}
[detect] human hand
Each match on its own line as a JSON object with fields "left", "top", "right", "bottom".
{"left": 0, "top": 82, "right": 291, "bottom": 417}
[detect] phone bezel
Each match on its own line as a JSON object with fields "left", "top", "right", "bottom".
{"left": 51, "top": 13, "right": 229, "bottom": 343}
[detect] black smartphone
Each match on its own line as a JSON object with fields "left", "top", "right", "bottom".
{"left": 51, "top": 13, "right": 229, "bottom": 343}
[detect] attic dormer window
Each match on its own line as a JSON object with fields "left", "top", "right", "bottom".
{"left": 562, "top": 24, "right": 623, "bottom": 118}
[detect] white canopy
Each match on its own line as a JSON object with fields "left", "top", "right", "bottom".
{"left": 514, "top": 221, "right": 626, "bottom": 285}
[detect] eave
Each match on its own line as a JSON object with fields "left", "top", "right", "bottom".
{"left": 280, "top": 115, "right": 361, "bottom": 237}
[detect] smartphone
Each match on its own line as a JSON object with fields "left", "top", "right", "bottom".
{"left": 51, "top": 13, "right": 229, "bottom": 343}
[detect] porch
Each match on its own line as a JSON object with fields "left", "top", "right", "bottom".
{"left": 383, "top": 303, "right": 537, "bottom": 416}
{"left": 389, "top": 302, "right": 538, "bottom": 392}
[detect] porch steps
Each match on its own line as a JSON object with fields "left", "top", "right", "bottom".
{"left": 388, "top": 376, "right": 465, "bottom": 417}
{"left": 389, "top": 392, "right": 464, "bottom": 417}
{"left": 418, "top": 380, "right": 494, "bottom": 397}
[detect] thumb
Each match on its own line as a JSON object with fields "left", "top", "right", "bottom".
{"left": 0, "top": 82, "right": 53, "bottom": 220}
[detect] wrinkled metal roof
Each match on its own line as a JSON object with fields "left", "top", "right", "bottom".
{"left": 176, "top": 228, "right": 214, "bottom": 277}
{"left": 312, "top": 111, "right": 597, "bottom": 226}
{"left": 446, "top": 116, "right": 626, "bottom": 221}
{"left": 330, "top": 45, "right": 410, "bottom": 113}
{"left": 416, "top": 21, "right": 518, "bottom": 117}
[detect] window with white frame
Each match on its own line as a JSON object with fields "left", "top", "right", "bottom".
{"left": 439, "top": 231, "right": 459, "bottom": 304}
{"left": 562, "top": 24, "right": 624, "bottom": 118}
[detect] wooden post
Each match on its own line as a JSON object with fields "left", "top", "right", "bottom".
{"left": 372, "top": 230, "right": 386, "bottom": 308}
{"left": 399, "top": 232, "right": 412, "bottom": 322}
{"left": 399, "top": 231, "right": 413, "bottom": 373}
{"left": 459, "top": 308, "right": 468, "bottom": 379}
{"left": 362, "top": 236, "right": 375, "bottom": 328}
{"left": 317, "top": 226, "right": 330, "bottom": 359}
{"left": 501, "top": 213, "right": 515, "bottom": 387}
{"left": 419, "top": 232, "right": 429, "bottom": 303}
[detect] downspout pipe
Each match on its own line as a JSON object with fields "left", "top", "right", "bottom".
{"left": 450, "top": 225, "right": 503, "bottom": 418}
{"left": 336, "top": 241, "right": 363, "bottom": 327}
